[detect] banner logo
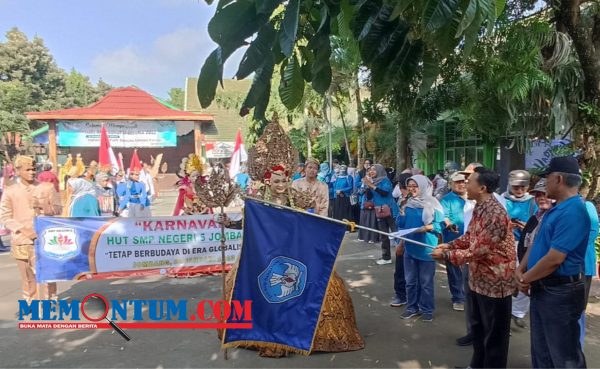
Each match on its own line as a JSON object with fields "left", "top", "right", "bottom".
{"left": 41, "top": 227, "right": 79, "bottom": 260}
{"left": 258, "top": 256, "right": 306, "bottom": 303}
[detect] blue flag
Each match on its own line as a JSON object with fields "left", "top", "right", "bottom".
{"left": 223, "top": 199, "right": 347, "bottom": 354}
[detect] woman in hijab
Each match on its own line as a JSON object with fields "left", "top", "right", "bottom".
{"left": 362, "top": 164, "right": 399, "bottom": 263}
{"left": 318, "top": 162, "right": 335, "bottom": 216}
{"left": 396, "top": 174, "right": 444, "bottom": 322}
{"left": 95, "top": 172, "right": 117, "bottom": 217}
{"left": 67, "top": 178, "right": 100, "bottom": 217}
{"left": 332, "top": 165, "right": 353, "bottom": 221}
{"left": 357, "top": 165, "right": 379, "bottom": 243}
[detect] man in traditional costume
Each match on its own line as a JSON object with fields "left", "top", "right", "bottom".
{"left": 0, "top": 156, "right": 62, "bottom": 301}
{"left": 292, "top": 157, "right": 329, "bottom": 216}
{"left": 218, "top": 119, "right": 364, "bottom": 357}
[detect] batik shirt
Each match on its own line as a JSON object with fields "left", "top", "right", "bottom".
{"left": 447, "top": 195, "right": 517, "bottom": 298}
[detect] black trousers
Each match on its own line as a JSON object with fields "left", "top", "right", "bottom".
{"left": 463, "top": 265, "right": 472, "bottom": 336}
{"left": 470, "top": 291, "right": 512, "bottom": 369}
{"left": 377, "top": 215, "right": 396, "bottom": 260}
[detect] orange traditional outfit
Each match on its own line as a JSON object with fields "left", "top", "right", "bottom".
{"left": 0, "top": 158, "right": 62, "bottom": 301}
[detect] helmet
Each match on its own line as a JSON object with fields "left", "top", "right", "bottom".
{"left": 508, "top": 170, "right": 531, "bottom": 187}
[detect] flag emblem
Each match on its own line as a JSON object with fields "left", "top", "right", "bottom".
{"left": 258, "top": 256, "right": 307, "bottom": 303}
{"left": 41, "top": 227, "right": 79, "bottom": 260}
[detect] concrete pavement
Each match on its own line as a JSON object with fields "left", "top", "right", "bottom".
{"left": 0, "top": 191, "right": 599, "bottom": 368}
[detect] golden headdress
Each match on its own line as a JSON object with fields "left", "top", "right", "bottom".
{"left": 247, "top": 116, "right": 298, "bottom": 181}
{"left": 247, "top": 116, "right": 316, "bottom": 209}
{"left": 177, "top": 153, "right": 203, "bottom": 178}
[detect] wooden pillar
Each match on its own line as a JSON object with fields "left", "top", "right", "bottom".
{"left": 194, "top": 121, "right": 202, "bottom": 157}
{"left": 48, "top": 120, "right": 58, "bottom": 170}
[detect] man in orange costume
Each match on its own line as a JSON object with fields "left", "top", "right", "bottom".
{"left": 0, "top": 156, "right": 62, "bottom": 301}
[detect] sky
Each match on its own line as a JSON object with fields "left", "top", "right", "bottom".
{"left": 0, "top": 0, "right": 246, "bottom": 98}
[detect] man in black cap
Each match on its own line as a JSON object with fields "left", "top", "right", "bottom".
{"left": 516, "top": 156, "right": 589, "bottom": 368}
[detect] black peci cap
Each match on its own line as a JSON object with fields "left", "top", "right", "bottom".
{"left": 538, "top": 156, "right": 580, "bottom": 177}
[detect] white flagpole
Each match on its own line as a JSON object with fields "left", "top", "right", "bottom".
{"left": 243, "top": 196, "right": 435, "bottom": 249}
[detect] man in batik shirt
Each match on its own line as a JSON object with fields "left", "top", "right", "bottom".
{"left": 432, "top": 166, "right": 516, "bottom": 369}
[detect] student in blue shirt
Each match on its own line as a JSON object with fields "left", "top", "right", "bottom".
{"left": 235, "top": 165, "right": 250, "bottom": 193}
{"left": 318, "top": 162, "right": 334, "bottom": 216}
{"left": 67, "top": 178, "right": 100, "bottom": 217}
{"left": 439, "top": 172, "right": 469, "bottom": 311}
{"left": 579, "top": 183, "right": 599, "bottom": 350}
{"left": 503, "top": 169, "right": 537, "bottom": 328}
{"left": 396, "top": 174, "right": 443, "bottom": 322}
{"left": 356, "top": 159, "right": 379, "bottom": 243}
{"left": 517, "top": 156, "right": 590, "bottom": 368}
{"left": 117, "top": 169, "right": 150, "bottom": 217}
{"left": 291, "top": 163, "right": 305, "bottom": 181}
{"left": 362, "top": 164, "right": 398, "bottom": 263}
{"left": 332, "top": 165, "right": 353, "bottom": 221}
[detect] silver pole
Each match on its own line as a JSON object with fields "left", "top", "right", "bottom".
{"left": 243, "top": 196, "right": 435, "bottom": 249}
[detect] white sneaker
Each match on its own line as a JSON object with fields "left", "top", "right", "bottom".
{"left": 376, "top": 259, "right": 392, "bottom": 265}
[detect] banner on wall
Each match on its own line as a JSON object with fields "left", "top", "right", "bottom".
{"left": 205, "top": 141, "right": 235, "bottom": 158}
{"left": 34, "top": 214, "right": 242, "bottom": 282}
{"left": 57, "top": 121, "right": 177, "bottom": 147}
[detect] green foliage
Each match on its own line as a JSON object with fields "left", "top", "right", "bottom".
{"left": 64, "top": 69, "right": 101, "bottom": 107}
{"left": 433, "top": 18, "right": 583, "bottom": 151}
{"left": 279, "top": 54, "right": 304, "bottom": 109}
{"left": 0, "top": 28, "right": 112, "bottom": 135}
{"left": 198, "top": 0, "right": 505, "bottom": 117}
{"left": 165, "top": 88, "right": 185, "bottom": 110}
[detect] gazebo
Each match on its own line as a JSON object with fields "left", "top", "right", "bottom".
{"left": 26, "top": 86, "right": 213, "bottom": 173}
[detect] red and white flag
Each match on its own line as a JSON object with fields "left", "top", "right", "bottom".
{"left": 229, "top": 129, "right": 248, "bottom": 179}
{"left": 98, "top": 124, "right": 120, "bottom": 174}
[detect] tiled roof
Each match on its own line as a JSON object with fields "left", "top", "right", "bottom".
{"left": 27, "top": 86, "right": 213, "bottom": 121}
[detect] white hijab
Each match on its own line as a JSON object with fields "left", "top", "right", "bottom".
{"left": 406, "top": 174, "right": 444, "bottom": 225}
{"left": 68, "top": 178, "right": 97, "bottom": 214}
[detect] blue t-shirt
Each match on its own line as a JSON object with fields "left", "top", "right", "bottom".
{"left": 527, "top": 195, "right": 590, "bottom": 276}
{"left": 235, "top": 173, "right": 250, "bottom": 191}
{"left": 71, "top": 194, "right": 101, "bottom": 217}
{"left": 396, "top": 207, "right": 443, "bottom": 261}
{"left": 370, "top": 178, "right": 399, "bottom": 217}
{"left": 333, "top": 176, "right": 353, "bottom": 197}
{"left": 439, "top": 191, "right": 466, "bottom": 243}
{"left": 584, "top": 201, "right": 599, "bottom": 276}
{"left": 505, "top": 196, "right": 537, "bottom": 241}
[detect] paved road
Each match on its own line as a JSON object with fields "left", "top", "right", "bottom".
{"left": 1, "top": 191, "right": 599, "bottom": 368}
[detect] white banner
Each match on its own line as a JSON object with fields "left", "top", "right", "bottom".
{"left": 35, "top": 214, "right": 242, "bottom": 281}
{"left": 57, "top": 120, "right": 177, "bottom": 147}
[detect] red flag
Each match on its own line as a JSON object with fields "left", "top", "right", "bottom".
{"left": 129, "top": 149, "right": 142, "bottom": 172}
{"left": 98, "top": 124, "right": 119, "bottom": 174}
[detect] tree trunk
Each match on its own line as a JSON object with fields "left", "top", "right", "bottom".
{"left": 354, "top": 74, "right": 367, "bottom": 165}
{"left": 396, "top": 120, "right": 408, "bottom": 172}
{"left": 556, "top": 0, "right": 600, "bottom": 198}
{"left": 335, "top": 96, "right": 353, "bottom": 164}
{"left": 322, "top": 94, "right": 333, "bottom": 167}
{"left": 304, "top": 117, "right": 312, "bottom": 158}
